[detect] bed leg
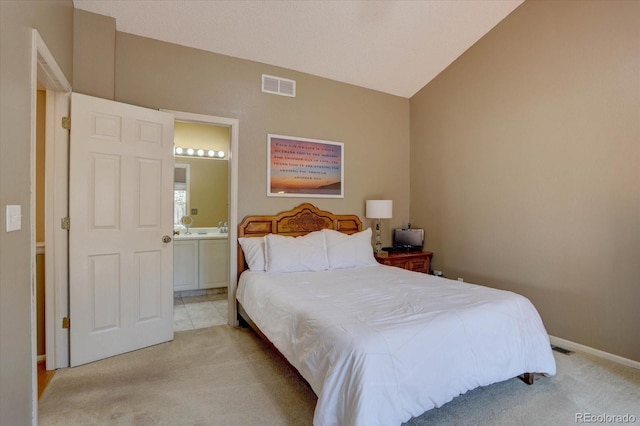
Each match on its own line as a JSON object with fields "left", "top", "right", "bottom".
{"left": 520, "top": 373, "right": 535, "bottom": 385}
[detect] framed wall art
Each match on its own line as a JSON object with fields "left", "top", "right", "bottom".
{"left": 267, "top": 134, "right": 344, "bottom": 198}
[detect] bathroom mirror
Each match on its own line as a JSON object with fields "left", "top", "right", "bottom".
{"left": 174, "top": 122, "right": 229, "bottom": 228}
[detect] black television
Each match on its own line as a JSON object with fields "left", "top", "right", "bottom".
{"left": 392, "top": 228, "right": 424, "bottom": 251}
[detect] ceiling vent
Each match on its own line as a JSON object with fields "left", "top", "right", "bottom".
{"left": 262, "top": 74, "right": 296, "bottom": 97}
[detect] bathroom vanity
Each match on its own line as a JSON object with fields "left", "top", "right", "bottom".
{"left": 173, "top": 228, "right": 228, "bottom": 291}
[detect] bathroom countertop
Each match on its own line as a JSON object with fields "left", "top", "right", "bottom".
{"left": 174, "top": 232, "right": 228, "bottom": 241}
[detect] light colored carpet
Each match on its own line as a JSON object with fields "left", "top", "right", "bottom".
{"left": 39, "top": 325, "right": 640, "bottom": 425}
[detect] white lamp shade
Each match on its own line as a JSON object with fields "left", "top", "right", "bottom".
{"left": 365, "top": 200, "right": 393, "bottom": 219}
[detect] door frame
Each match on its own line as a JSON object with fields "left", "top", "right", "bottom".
{"left": 31, "top": 29, "right": 72, "bottom": 423}
{"left": 165, "top": 110, "right": 239, "bottom": 326}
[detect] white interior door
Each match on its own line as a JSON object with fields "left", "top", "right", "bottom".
{"left": 69, "top": 93, "right": 174, "bottom": 367}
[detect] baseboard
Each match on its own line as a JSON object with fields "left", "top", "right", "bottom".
{"left": 549, "top": 335, "right": 640, "bottom": 370}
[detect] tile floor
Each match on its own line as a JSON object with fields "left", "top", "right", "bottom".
{"left": 173, "top": 290, "right": 228, "bottom": 332}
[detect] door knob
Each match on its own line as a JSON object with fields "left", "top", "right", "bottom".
{"left": 162, "top": 235, "right": 172, "bottom": 243}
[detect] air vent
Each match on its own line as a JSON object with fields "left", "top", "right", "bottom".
{"left": 551, "top": 345, "right": 572, "bottom": 355}
{"left": 262, "top": 74, "right": 296, "bottom": 97}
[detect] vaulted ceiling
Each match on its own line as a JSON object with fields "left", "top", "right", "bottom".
{"left": 73, "top": 0, "right": 523, "bottom": 98}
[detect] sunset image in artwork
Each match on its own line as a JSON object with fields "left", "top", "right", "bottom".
{"left": 269, "top": 136, "right": 343, "bottom": 196}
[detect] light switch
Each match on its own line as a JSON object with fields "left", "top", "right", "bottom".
{"left": 6, "top": 205, "right": 21, "bottom": 232}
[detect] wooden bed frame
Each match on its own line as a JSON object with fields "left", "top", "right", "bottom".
{"left": 235, "top": 203, "right": 535, "bottom": 386}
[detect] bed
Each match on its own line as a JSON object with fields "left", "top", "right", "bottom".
{"left": 236, "top": 203, "right": 556, "bottom": 426}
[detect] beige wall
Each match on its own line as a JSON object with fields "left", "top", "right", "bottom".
{"left": 0, "top": 1, "right": 74, "bottom": 423}
{"left": 174, "top": 121, "right": 230, "bottom": 153}
{"left": 73, "top": 8, "right": 115, "bottom": 99}
{"left": 410, "top": 0, "right": 640, "bottom": 362}
{"left": 72, "top": 10, "right": 411, "bottom": 241}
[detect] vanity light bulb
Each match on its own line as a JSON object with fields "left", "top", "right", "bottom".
{"left": 207, "top": 150, "right": 215, "bottom": 157}
{"left": 187, "top": 148, "right": 194, "bottom": 155}
{"left": 217, "top": 151, "right": 225, "bottom": 158}
{"left": 197, "top": 149, "right": 205, "bottom": 156}
{"left": 175, "top": 147, "right": 183, "bottom": 155}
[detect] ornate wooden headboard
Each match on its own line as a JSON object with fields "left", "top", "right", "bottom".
{"left": 237, "top": 203, "right": 362, "bottom": 275}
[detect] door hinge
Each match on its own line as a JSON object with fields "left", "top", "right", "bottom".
{"left": 61, "top": 116, "right": 71, "bottom": 130}
{"left": 62, "top": 317, "right": 70, "bottom": 329}
{"left": 61, "top": 217, "right": 70, "bottom": 230}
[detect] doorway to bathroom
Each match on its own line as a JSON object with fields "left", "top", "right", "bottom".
{"left": 166, "top": 111, "right": 240, "bottom": 329}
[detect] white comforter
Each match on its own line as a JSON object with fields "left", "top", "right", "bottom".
{"left": 237, "top": 265, "right": 556, "bottom": 426}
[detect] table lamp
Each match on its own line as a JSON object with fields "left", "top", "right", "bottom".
{"left": 365, "top": 200, "right": 393, "bottom": 253}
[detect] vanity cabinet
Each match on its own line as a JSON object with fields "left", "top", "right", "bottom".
{"left": 198, "top": 239, "right": 228, "bottom": 289}
{"left": 174, "top": 240, "right": 199, "bottom": 291}
{"left": 174, "top": 238, "right": 228, "bottom": 291}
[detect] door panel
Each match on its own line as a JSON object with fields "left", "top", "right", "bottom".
{"left": 136, "top": 250, "right": 162, "bottom": 321}
{"left": 69, "top": 92, "right": 174, "bottom": 367}
{"left": 91, "top": 154, "right": 120, "bottom": 228}
{"left": 90, "top": 253, "right": 120, "bottom": 331}
{"left": 137, "top": 159, "right": 162, "bottom": 227}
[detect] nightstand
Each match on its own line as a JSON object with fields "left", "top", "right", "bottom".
{"left": 374, "top": 251, "right": 433, "bottom": 274}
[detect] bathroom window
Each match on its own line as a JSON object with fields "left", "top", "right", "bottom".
{"left": 174, "top": 164, "right": 190, "bottom": 227}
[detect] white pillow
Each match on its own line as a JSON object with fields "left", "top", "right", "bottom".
{"left": 323, "top": 228, "right": 378, "bottom": 269}
{"left": 238, "top": 236, "right": 266, "bottom": 271}
{"left": 265, "top": 231, "right": 328, "bottom": 272}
